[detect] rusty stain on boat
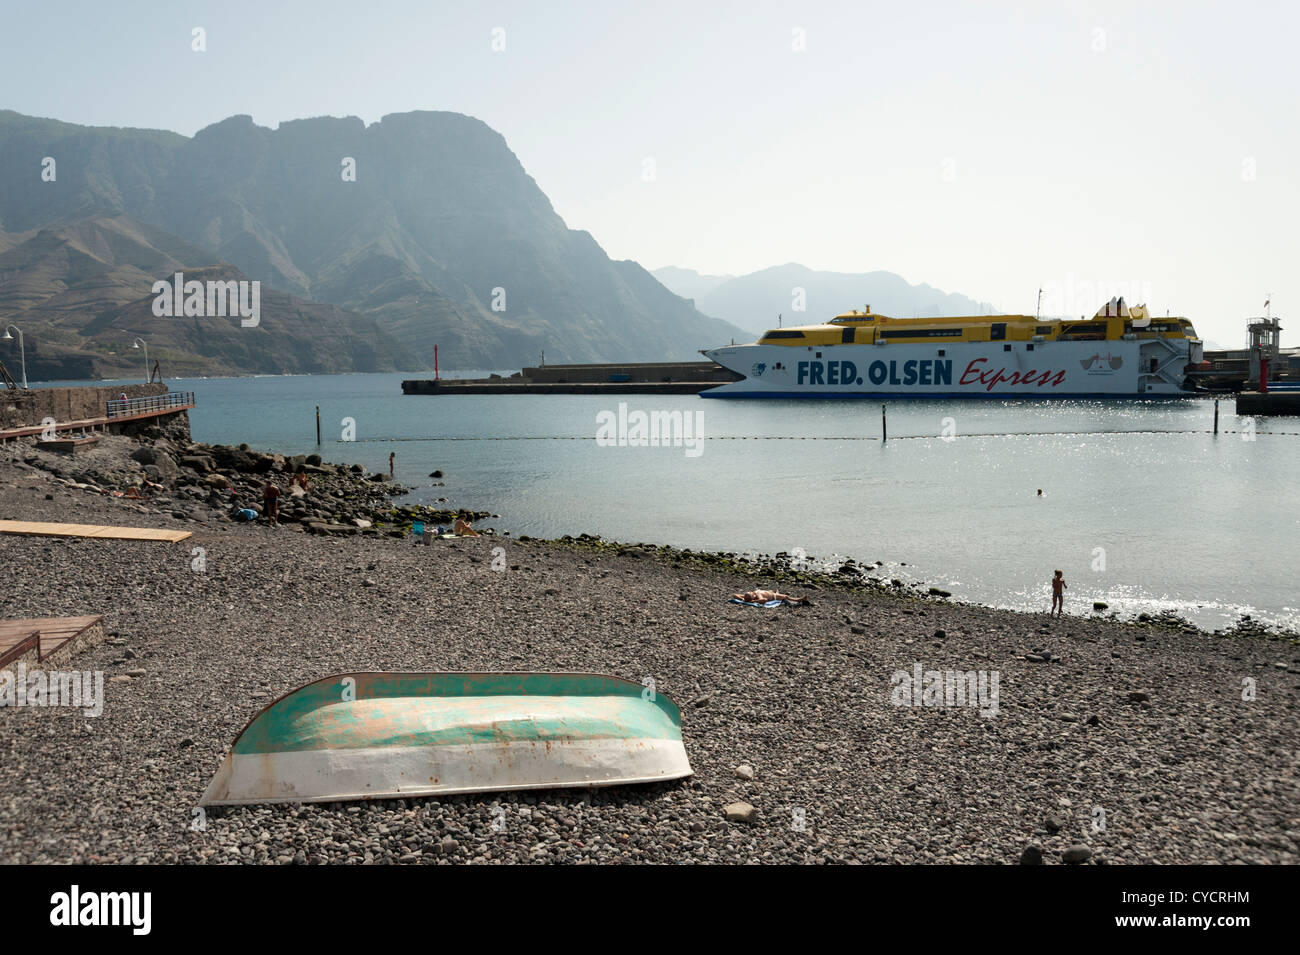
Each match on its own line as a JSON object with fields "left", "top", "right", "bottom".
{"left": 199, "top": 672, "right": 693, "bottom": 806}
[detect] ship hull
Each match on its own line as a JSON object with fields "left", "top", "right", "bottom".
{"left": 702, "top": 338, "right": 1196, "bottom": 398}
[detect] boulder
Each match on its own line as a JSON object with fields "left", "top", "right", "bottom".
{"left": 213, "top": 447, "right": 255, "bottom": 472}
{"left": 723, "top": 802, "right": 757, "bottom": 824}
{"left": 1062, "top": 845, "right": 1092, "bottom": 865}
{"left": 128, "top": 446, "right": 165, "bottom": 466}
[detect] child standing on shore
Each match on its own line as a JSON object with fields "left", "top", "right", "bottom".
{"left": 1051, "top": 569, "right": 1067, "bottom": 617}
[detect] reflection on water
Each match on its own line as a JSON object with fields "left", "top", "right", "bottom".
{"left": 76, "top": 372, "right": 1300, "bottom": 632}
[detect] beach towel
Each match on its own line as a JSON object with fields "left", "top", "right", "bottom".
{"left": 729, "top": 598, "right": 788, "bottom": 608}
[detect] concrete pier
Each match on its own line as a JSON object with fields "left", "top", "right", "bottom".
{"left": 403, "top": 361, "right": 740, "bottom": 395}
{"left": 1236, "top": 390, "right": 1300, "bottom": 415}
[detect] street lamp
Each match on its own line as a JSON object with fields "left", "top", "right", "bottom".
{"left": 1, "top": 324, "right": 27, "bottom": 389}
{"left": 132, "top": 337, "right": 148, "bottom": 383}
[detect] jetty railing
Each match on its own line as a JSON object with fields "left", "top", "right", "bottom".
{"left": 105, "top": 391, "right": 196, "bottom": 418}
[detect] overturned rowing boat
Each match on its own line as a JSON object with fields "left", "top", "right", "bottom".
{"left": 199, "top": 672, "right": 692, "bottom": 806}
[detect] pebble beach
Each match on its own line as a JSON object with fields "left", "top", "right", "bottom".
{"left": 1, "top": 433, "right": 1297, "bottom": 865}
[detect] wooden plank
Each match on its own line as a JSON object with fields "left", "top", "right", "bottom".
{"left": 0, "top": 520, "right": 191, "bottom": 542}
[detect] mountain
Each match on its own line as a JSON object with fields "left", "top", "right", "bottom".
{"left": 649, "top": 267, "right": 733, "bottom": 303}
{"left": 0, "top": 109, "right": 749, "bottom": 374}
{"left": 654, "top": 263, "right": 995, "bottom": 335}
{"left": 0, "top": 215, "right": 418, "bottom": 379}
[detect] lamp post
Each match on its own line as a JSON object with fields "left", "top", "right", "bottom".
{"left": 132, "top": 337, "right": 148, "bottom": 383}
{"left": 1, "top": 324, "right": 27, "bottom": 389}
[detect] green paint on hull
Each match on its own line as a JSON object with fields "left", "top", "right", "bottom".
{"left": 233, "top": 672, "right": 684, "bottom": 756}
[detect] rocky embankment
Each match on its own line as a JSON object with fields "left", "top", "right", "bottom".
{"left": 1, "top": 426, "right": 490, "bottom": 536}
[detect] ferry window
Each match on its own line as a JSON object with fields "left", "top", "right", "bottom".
{"left": 1003, "top": 344, "right": 1012, "bottom": 352}
{"left": 816, "top": 352, "right": 822, "bottom": 358}
{"left": 937, "top": 349, "right": 945, "bottom": 357}
{"left": 1035, "top": 325, "right": 1052, "bottom": 335}
{"left": 841, "top": 328, "right": 855, "bottom": 344}
{"left": 763, "top": 330, "right": 805, "bottom": 339}
{"left": 879, "top": 328, "right": 963, "bottom": 339}
{"left": 1027, "top": 344, "right": 1034, "bottom": 351}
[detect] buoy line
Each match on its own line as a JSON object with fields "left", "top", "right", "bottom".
{"left": 339, "top": 428, "right": 1300, "bottom": 443}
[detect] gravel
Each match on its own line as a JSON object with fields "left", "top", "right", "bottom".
{"left": 0, "top": 437, "right": 1297, "bottom": 865}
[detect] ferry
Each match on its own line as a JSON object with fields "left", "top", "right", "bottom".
{"left": 701, "top": 298, "right": 1204, "bottom": 398}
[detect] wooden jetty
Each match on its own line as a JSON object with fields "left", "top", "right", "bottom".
{"left": 0, "top": 390, "right": 196, "bottom": 444}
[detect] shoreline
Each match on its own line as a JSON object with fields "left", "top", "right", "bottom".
{"left": 7, "top": 424, "right": 1292, "bottom": 642}
{"left": 528, "top": 533, "right": 1300, "bottom": 644}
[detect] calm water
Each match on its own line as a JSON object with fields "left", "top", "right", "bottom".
{"left": 42, "top": 372, "right": 1300, "bottom": 631}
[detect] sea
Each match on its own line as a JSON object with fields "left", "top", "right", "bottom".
{"left": 33, "top": 372, "right": 1300, "bottom": 632}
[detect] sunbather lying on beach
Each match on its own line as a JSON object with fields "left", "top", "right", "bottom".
{"left": 732, "top": 589, "right": 810, "bottom": 606}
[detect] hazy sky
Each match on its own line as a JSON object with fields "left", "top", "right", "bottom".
{"left": 2, "top": 0, "right": 1296, "bottom": 346}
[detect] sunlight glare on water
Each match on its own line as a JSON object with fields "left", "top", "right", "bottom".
{"left": 70, "top": 372, "right": 1297, "bottom": 632}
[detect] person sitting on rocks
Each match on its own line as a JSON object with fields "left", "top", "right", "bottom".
{"left": 453, "top": 515, "right": 480, "bottom": 537}
{"left": 732, "top": 589, "right": 810, "bottom": 606}
{"left": 292, "top": 471, "right": 309, "bottom": 491}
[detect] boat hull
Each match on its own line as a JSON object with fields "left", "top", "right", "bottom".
{"left": 199, "top": 672, "right": 693, "bottom": 806}
{"left": 702, "top": 338, "right": 1196, "bottom": 398}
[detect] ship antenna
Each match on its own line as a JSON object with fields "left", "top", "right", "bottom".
{"left": 1036, "top": 287, "right": 1043, "bottom": 320}
{"left": 778, "top": 313, "right": 782, "bottom": 328}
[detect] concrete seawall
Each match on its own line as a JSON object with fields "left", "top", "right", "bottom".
{"left": 1236, "top": 391, "right": 1300, "bottom": 415}
{"left": 403, "top": 361, "right": 740, "bottom": 395}
{"left": 0, "top": 384, "right": 167, "bottom": 430}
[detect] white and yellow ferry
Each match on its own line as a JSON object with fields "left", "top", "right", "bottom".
{"left": 702, "top": 298, "right": 1203, "bottom": 398}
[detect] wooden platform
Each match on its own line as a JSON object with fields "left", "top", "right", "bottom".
{"left": 35, "top": 434, "right": 101, "bottom": 453}
{"left": 0, "top": 615, "right": 106, "bottom": 668}
{"left": 0, "top": 520, "right": 191, "bottom": 542}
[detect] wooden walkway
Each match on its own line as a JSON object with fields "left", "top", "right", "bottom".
{"left": 0, "top": 394, "right": 195, "bottom": 444}
{"left": 0, "top": 520, "right": 191, "bottom": 542}
{"left": 0, "top": 615, "right": 106, "bottom": 668}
